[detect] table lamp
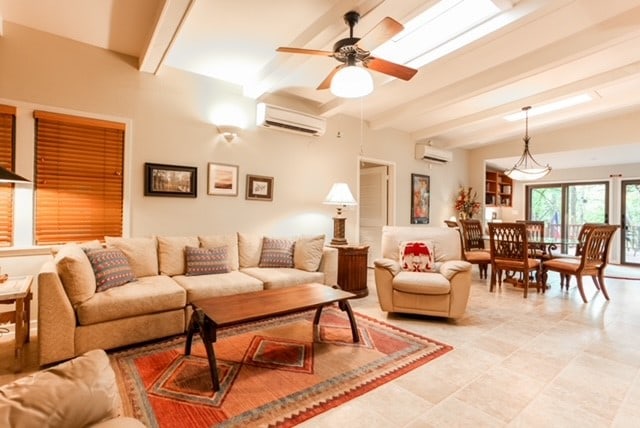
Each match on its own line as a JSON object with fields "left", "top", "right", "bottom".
{"left": 323, "top": 182, "right": 357, "bottom": 245}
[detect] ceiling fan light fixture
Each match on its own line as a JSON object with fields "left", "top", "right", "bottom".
{"left": 330, "top": 65, "right": 373, "bottom": 98}
{"left": 504, "top": 106, "right": 551, "bottom": 181}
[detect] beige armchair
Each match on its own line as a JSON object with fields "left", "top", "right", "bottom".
{"left": 374, "top": 226, "right": 473, "bottom": 319}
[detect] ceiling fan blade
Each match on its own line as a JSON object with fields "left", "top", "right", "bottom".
{"left": 357, "top": 17, "right": 404, "bottom": 51}
{"left": 276, "top": 47, "right": 334, "bottom": 57}
{"left": 365, "top": 57, "right": 418, "bottom": 81}
{"left": 317, "top": 65, "right": 344, "bottom": 90}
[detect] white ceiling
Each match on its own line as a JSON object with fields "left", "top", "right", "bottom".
{"left": 2, "top": 0, "right": 640, "bottom": 169}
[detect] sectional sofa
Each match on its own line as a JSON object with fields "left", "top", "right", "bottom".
{"left": 37, "top": 233, "right": 337, "bottom": 366}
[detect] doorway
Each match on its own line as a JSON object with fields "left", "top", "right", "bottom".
{"left": 359, "top": 158, "right": 395, "bottom": 267}
{"left": 621, "top": 180, "right": 640, "bottom": 265}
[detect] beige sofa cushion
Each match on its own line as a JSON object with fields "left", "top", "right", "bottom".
{"left": 0, "top": 349, "right": 121, "bottom": 428}
{"left": 173, "top": 271, "right": 263, "bottom": 302}
{"left": 76, "top": 275, "right": 186, "bottom": 325}
{"left": 199, "top": 234, "right": 239, "bottom": 270}
{"left": 241, "top": 267, "right": 324, "bottom": 289}
{"left": 55, "top": 243, "right": 98, "bottom": 306}
{"left": 238, "top": 232, "right": 263, "bottom": 268}
{"left": 293, "top": 235, "right": 325, "bottom": 272}
{"left": 105, "top": 236, "right": 158, "bottom": 277}
{"left": 157, "top": 236, "right": 199, "bottom": 276}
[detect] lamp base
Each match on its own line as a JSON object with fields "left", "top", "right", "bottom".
{"left": 330, "top": 216, "right": 348, "bottom": 246}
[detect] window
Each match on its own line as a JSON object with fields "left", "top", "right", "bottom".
{"left": 0, "top": 104, "right": 17, "bottom": 247}
{"left": 34, "top": 111, "right": 125, "bottom": 245}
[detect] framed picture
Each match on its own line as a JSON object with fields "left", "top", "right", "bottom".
{"left": 246, "top": 174, "right": 273, "bottom": 201}
{"left": 411, "top": 173, "right": 430, "bottom": 224}
{"left": 207, "top": 162, "right": 239, "bottom": 196}
{"left": 144, "top": 162, "right": 197, "bottom": 197}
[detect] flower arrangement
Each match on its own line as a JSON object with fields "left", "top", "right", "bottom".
{"left": 454, "top": 186, "right": 481, "bottom": 219}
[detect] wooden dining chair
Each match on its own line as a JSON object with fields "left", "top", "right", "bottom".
{"left": 459, "top": 219, "right": 490, "bottom": 279}
{"left": 542, "top": 224, "right": 618, "bottom": 303}
{"left": 557, "top": 223, "right": 603, "bottom": 290}
{"left": 516, "top": 220, "right": 548, "bottom": 258}
{"left": 488, "top": 222, "right": 541, "bottom": 298}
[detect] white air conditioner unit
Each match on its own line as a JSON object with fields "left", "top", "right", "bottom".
{"left": 415, "top": 143, "right": 453, "bottom": 164}
{"left": 256, "top": 103, "right": 326, "bottom": 136}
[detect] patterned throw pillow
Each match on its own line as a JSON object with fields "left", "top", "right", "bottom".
{"left": 185, "top": 246, "right": 230, "bottom": 276}
{"left": 84, "top": 248, "right": 137, "bottom": 292}
{"left": 259, "top": 237, "right": 295, "bottom": 268}
{"left": 399, "top": 241, "right": 435, "bottom": 272}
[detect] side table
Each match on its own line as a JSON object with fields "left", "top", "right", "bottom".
{"left": 331, "top": 245, "right": 369, "bottom": 298}
{"left": 0, "top": 275, "right": 34, "bottom": 370}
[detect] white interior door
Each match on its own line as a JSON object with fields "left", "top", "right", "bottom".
{"left": 359, "top": 165, "right": 388, "bottom": 267}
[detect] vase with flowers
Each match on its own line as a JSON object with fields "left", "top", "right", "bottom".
{"left": 454, "top": 186, "right": 481, "bottom": 219}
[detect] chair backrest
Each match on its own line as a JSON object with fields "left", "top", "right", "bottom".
{"left": 488, "top": 222, "right": 530, "bottom": 262}
{"left": 460, "top": 219, "right": 485, "bottom": 251}
{"left": 380, "top": 226, "right": 462, "bottom": 262}
{"left": 516, "top": 220, "right": 545, "bottom": 242}
{"left": 575, "top": 223, "right": 605, "bottom": 256}
{"left": 444, "top": 220, "right": 459, "bottom": 228}
{"left": 580, "top": 225, "right": 619, "bottom": 268}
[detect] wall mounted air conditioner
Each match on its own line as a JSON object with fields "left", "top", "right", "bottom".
{"left": 415, "top": 143, "right": 453, "bottom": 164}
{"left": 256, "top": 103, "right": 326, "bottom": 136}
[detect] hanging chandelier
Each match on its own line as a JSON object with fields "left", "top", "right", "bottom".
{"left": 504, "top": 106, "right": 551, "bottom": 181}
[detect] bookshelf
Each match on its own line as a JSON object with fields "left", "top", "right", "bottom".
{"left": 485, "top": 170, "right": 513, "bottom": 207}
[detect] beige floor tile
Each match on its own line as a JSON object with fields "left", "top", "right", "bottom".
{"left": 408, "top": 397, "right": 507, "bottom": 428}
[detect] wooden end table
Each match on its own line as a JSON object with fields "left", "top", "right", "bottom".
{"left": 0, "top": 275, "right": 34, "bottom": 371}
{"left": 331, "top": 244, "right": 369, "bottom": 297}
{"left": 185, "top": 283, "right": 359, "bottom": 391}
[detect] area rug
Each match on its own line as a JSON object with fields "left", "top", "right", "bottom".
{"left": 110, "top": 306, "right": 452, "bottom": 428}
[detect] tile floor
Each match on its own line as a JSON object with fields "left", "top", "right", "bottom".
{"left": 2, "top": 268, "right": 640, "bottom": 427}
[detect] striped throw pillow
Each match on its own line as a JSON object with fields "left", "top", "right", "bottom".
{"left": 185, "top": 246, "right": 230, "bottom": 276}
{"left": 259, "top": 237, "right": 295, "bottom": 268}
{"left": 84, "top": 248, "right": 137, "bottom": 292}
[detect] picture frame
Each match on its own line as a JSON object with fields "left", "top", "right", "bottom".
{"left": 411, "top": 173, "right": 430, "bottom": 224}
{"left": 246, "top": 174, "right": 274, "bottom": 201}
{"left": 207, "top": 162, "right": 239, "bottom": 196}
{"left": 144, "top": 162, "right": 197, "bottom": 198}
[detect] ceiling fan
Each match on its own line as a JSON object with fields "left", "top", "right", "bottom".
{"left": 276, "top": 11, "right": 418, "bottom": 96}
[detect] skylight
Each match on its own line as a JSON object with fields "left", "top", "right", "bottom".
{"left": 503, "top": 94, "right": 594, "bottom": 121}
{"left": 372, "top": 0, "right": 503, "bottom": 69}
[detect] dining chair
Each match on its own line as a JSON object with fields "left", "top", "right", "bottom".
{"left": 516, "top": 220, "right": 548, "bottom": 258}
{"left": 488, "top": 222, "right": 541, "bottom": 298}
{"left": 542, "top": 224, "right": 619, "bottom": 303}
{"left": 459, "top": 219, "right": 490, "bottom": 279}
{"left": 557, "top": 223, "right": 603, "bottom": 290}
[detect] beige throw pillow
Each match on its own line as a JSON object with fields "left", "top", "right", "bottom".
{"left": 294, "top": 235, "right": 325, "bottom": 272}
{"left": 238, "top": 233, "right": 263, "bottom": 268}
{"left": 157, "top": 236, "right": 199, "bottom": 276}
{"left": 55, "top": 243, "right": 97, "bottom": 306}
{"left": 105, "top": 236, "right": 158, "bottom": 277}
{"left": 199, "top": 234, "right": 239, "bottom": 271}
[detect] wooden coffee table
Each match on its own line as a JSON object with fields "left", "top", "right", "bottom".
{"left": 185, "top": 283, "right": 359, "bottom": 391}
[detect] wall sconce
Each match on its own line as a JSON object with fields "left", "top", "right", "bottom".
{"left": 216, "top": 125, "right": 240, "bottom": 142}
{"left": 323, "top": 182, "right": 357, "bottom": 245}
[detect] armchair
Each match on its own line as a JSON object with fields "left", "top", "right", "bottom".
{"left": 374, "top": 226, "right": 472, "bottom": 319}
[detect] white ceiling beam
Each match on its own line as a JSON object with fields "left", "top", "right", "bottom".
{"left": 138, "top": 0, "right": 194, "bottom": 74}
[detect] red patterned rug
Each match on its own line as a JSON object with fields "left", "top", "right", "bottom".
{"left": 110, "top": 306, "right": 452, "bottom": 427}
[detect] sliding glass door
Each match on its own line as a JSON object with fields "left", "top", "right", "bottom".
{"left": 621, "top": 180, "right": 640, "bottom": 265}
{"left": 526, "top": 181, "right": 609, "bottom": 254}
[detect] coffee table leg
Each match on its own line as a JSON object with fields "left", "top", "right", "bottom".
{"left": 185, "top": 310, "right": 198, "bottom": 356}
{"left": 312, "top": 305, "right": 324, "bottom": 341}
{"left": 199, "top": 317, "right": 220, "bottom": 391}
{"left": 338, "top": 300, "right": 360, "bottom": 343}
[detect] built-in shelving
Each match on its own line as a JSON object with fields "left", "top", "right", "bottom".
{"left": 485, "top": 170, "right": 512, "bottom": 207}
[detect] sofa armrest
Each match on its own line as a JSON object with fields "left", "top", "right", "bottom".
{"left": 38, "top": 261, "right": 77, "bottom": 366}
{"left": 0, "top": 349, "right": 127, "bottom": 428}
{"left": 373, "top": 258, "right": 402, "bottom": 276}
{"left": 373, "top": 258, "right": 401, "bottom": 311}
{"left": 439, "top": 260, "right": 472, "bottom": 280}
{"left": 318, "top": 246, "right": 338, "bottom": 286}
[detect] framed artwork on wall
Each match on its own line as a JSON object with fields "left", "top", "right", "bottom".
{"left": 411, "top": 173, "right": 430, "bottom": 224}
{"left": 246, "top": 174, "right": 273, "bottom": 201}
{"left": 207, "top": 162, "right": 239, "bottom": 196}
{"left": 144, "top": 162, "right": 197, "bottom": 197}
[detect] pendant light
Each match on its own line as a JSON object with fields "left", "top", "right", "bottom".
{"left": 504, "top": 106, "right": 551, "bottom": 181}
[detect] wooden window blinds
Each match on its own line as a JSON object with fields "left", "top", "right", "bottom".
{"left": 34, "top": 111, "right": 125, "bottom": 245}
{"left": 0, "top": 105, "right": 17, "bottom": 247}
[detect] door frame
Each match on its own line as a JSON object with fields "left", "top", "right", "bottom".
{"left": 621, "top": 179, "right": 640, "bottom": 265}
{"left": 357, "top": 156, "right": 396, "bottom": 236}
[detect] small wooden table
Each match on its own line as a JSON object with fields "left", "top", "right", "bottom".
{"left": 0, "top": 275, "right": 33, "bottom": 370}
{"left": 185, "top": 283, "right": 359, "bottom": 391}
{"left": 331, "top": 244, "right": 369, "bottom": 297}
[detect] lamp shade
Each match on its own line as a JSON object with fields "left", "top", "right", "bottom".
{"left": 330, "top": 66, "right": 373, "bottom": 98}
{"left": 0, "top": 166, "right": 30, "bottom": 183}
{"left": 323, "top": 183, "right": 357, "bottom": 207}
